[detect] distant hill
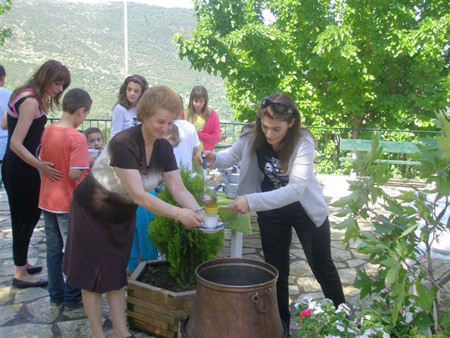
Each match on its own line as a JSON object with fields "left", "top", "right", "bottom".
{"left": 1, "top": 0, "right": 232, "bottom": 120}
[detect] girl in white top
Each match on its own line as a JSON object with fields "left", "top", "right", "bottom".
{"left": 110, "top": 75, "right": 148, "bottom": 139}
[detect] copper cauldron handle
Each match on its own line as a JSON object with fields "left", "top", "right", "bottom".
{"left": 251, "top": 289, "right": 272, "bottom": 313}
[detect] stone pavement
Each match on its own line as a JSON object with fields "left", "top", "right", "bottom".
{"left": 0, "top": 175, "right": 448, "bottom": 337}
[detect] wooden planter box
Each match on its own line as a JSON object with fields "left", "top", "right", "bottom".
{"left": 127, "top": 260, "right": 196, "bottom": 338}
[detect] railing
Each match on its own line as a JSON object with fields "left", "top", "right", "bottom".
{"left": 218, "top": 122, "right": 439, "bottom": 178}
{"left": 48, "top": 117, "right": 112, "bottom": 143}
{"left": 48, "top": 118, "right": 439, "bottom": 178}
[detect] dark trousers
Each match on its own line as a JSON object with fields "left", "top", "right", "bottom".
{"left": 2, "top": 159, "right": 42, "bottom": 267}
{"left": 257, "top": 202, "right": 345, "bottom": 329}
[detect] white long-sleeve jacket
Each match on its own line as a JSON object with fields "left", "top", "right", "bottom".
{"left": 211, "top": 125, "right": 328, "bottom": 227}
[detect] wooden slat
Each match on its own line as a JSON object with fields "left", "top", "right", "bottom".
{"left": 128, "top": 287, "right": 195, "bottom": 310}
{"left": 128, "top": 308, "right": 170, "bottom": 328}
{"left": 128, "top": 298, "right": 192, "bottom": 322}
{"left": 379, "top": 141, "right": 419, "bottom": 153}
{"left": 340, "top": 139, "right": 420, "bottom": 154}
{"left": 128, "top": 309, "right": 185, "bottom": 336}
{"left": 128, "top": 279, "right": 196, "bottom": 300}
{"left": 375, "top": 159, "right": 421, "bottom": 166}
{"left": 127, "top": 295, "right": 170, "bottom": 315}
{"left": 167, "top": 307, "right": 193, "bottom": 318}
{"left": 339, "top": 139, "right": 421, "bottom": 166}
{"left": 129, "top": 316, "right": 176, "bottom": 338}
{"left": 340, "top": 139, "right": 372, "bottom": 152}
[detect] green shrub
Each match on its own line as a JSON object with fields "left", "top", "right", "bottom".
{"left": 149, "top": 168, "right": 224, "bottom": 288}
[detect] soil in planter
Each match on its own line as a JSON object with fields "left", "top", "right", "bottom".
{"left": 139, "top": 264, "right": 196, "bottom": 292}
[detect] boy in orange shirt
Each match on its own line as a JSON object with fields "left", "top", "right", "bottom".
{"left": 38, "top": 88, "right": 92, "bottom": 309}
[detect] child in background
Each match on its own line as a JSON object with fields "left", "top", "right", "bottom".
{"left": 184, "top": 86, "right": 220, "bottom": 151}
{"left": 110, "top": 74, "right": 148, "bottom": 139}
{"left": 84, "top": 127, "right": 104, "bottom": 168}
{"left": 174, "top": 95, "right": 200, "bottom": 172}
{"left": 164, "top": 123, "right": 180, "bottom": 149}
{"left": 84, "top": 127, "right": 104, "bottom": 152}
{"left": 38, "top": 88, "right": 92, "bottom": 309}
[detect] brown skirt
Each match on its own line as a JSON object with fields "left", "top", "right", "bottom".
{"left": 63, "top": 199, "right": 136, "bottom": 293}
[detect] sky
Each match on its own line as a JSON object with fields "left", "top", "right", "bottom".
{"left": 56, "top": 0, "right": 194, "bottom": 8}
{"left": 56, "top": 1, "right": 276, "bottom": 23}
{"left": 56, "top": 0, "right": 275, "bottom": 24}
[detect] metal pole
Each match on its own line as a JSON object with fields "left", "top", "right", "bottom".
{"left": 124, "top": 0, "right": 128, "bottom": 77}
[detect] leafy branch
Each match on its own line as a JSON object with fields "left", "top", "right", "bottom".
{"left": 332, "top": 113, "right": 450, "bottom": 335}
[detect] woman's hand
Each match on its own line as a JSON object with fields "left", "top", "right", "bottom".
{"left": 177, "top": 208, "right": 203, "bottom": 228}
{"left": 228, "top": 195, "right": 250, "bottom": 214}
{"left": 39, "top": 161, "right": 62, "bottom": 181}
{"left": 197, "top": 150, "right": 215, "bottom": 168}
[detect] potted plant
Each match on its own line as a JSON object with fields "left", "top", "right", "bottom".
{"left": 331, "top": 112, "right": 450, "bottom": 336}
{"left": 127, "top": 167, "right": 224, "bottom": 338}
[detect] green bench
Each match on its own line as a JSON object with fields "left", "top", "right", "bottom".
{"left": 339, "top": 139, "right": 421, "bottom": 166}
{"left": 214, "top": 142, "right": 233, "bottom": 151}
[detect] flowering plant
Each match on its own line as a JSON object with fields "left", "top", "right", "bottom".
{"left": 293, "top": 296, "right": 389, "bottom": 338}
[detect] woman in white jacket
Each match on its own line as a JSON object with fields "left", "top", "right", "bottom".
{"left": 200, "top": 92, "right": 345, "bottom": 333}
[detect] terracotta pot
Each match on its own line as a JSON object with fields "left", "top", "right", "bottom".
{"left": 127, "top": 260, "right": 196, "bottom": 338}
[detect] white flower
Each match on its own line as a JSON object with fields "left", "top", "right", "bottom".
{"left": 336, "top": 324, "right": 345, "bottom": 332}
{"left": 362, "top": 329, "right": 375, "bottom": 336}
{"left": 382, "top": 332, "right": 390, "bottom": 338}
{"left": 295, "top": 295, "right": 313, "bottom": 308}
{"left": 405, "top": 311, "right": 413, "bottom": 323}
{"left": 314, "top": 305, "right": 324, "bottom": 314}
{"left": 308, "top": 300, "right": 325, "bottom": 314}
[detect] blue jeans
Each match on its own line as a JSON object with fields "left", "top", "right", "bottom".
{"left": 43, "top": 211, "right": 81, "bottom": 305}
{"left": 128, "top": 190, "right": 159, "bottom": 272}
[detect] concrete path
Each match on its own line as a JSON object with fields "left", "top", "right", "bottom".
{"left": 0, "top": 175, "right": 448, "bottom": 337}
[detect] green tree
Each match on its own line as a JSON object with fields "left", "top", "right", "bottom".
{"left": 0, "top": 0, "right": 12, "bottom": 46}
{"left": 175, "top": 0, "right": 449, "bottom": 135}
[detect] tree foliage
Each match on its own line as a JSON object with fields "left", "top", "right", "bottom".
{"left": 0, "top": 0, "right": 12, "bottom": 46}
{"left": 175, "top": 0, "right": 449, "bottom": 132}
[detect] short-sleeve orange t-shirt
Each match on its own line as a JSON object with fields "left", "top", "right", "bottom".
{"left": 38, "top": 124, "right": 90, "bottom": 213}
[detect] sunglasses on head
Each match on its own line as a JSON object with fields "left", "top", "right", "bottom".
{"left": 261, "top": 97, "right": 293, "bottom": 115}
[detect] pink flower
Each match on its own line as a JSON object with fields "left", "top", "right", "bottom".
{"left": 300, "top": 309, "right": 313, "bottom": 318}
{"left": 316, "top": 334, "right": 321, "bottom": 337}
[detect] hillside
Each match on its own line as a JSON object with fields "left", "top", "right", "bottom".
{"left": 0, "top": 0, "right": 231, "bottom": 119}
